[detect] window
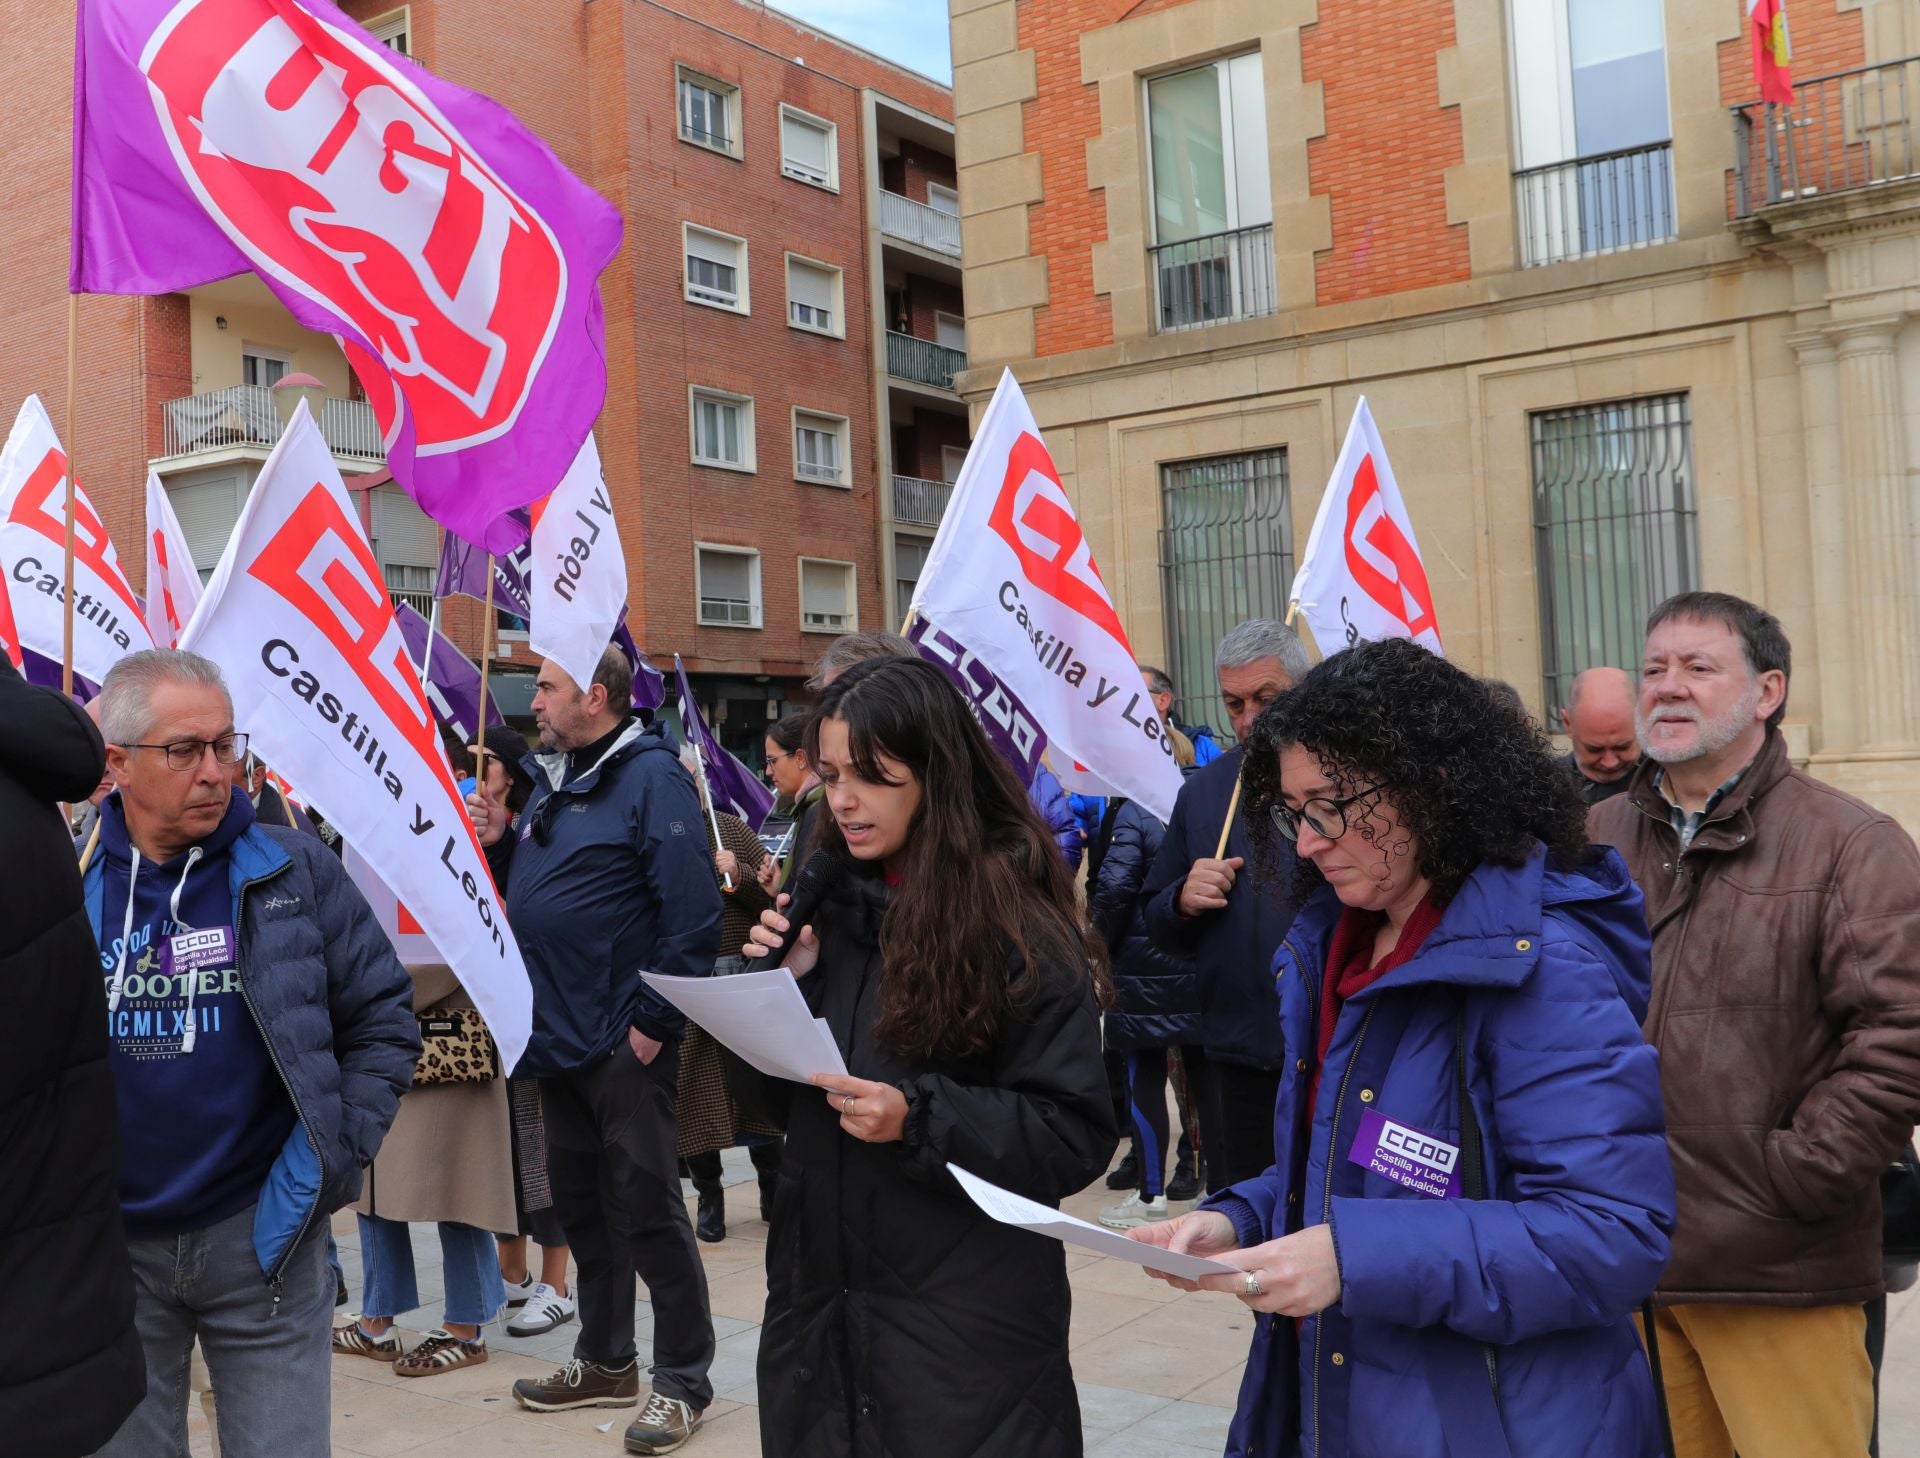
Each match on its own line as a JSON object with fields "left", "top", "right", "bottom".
{"left": 364, "top": 7, "right": 410, "bottom": 54}
{"left": 684, "top": 225, "right": 748, "bottom": 312}
{"left": 165, "top": 470, "right": 248, "bottom": 585}
{"left": 894, "top": 534, "right": 929, "bottom": 625}
{"left": 935, "top": 311, "right": 967, "bottom": 352}
{"left": 1532, "top": 394, "right": 1697, "bottom": 716}
{"left": 1508, "top": 0, "right": 1674, "bottom": 266}
{"left": 369, "top": 485, "right": 438, "bottom": 615}
{"left": 799, "top": 558, "right": 856, "bottom": 634}
{"left": 1159, "top": 448, "right": 1292, "bottom": 717}
{"left": 793, "top": 409, "right": 849, "bottom": 486}
{"left": 241, "top": 346, "right": 291, "bottom": 388}
{"left": 940, "top": 443, "right": 969, "bottom": 483}
{"left": 779, "top": 105, "right": 838, "bottom": 189}
{"left": 926, "top": 182, "right": 960, "bottom": 216}
{"left": 697, "top": 545, "right": 761, "bottom": 627}
{"left": 677, "top": 68, "right": 739, "bottom": 156}
{"left": 690, "top": 387, "right": 754, "bottom": 471}
{"left": 786, "top": 255, "right": 842, "bottom": 336}
{"left": 1146, "top": 53, "right": 1276, "bottom": 332}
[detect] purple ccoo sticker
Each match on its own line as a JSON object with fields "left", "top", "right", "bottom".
{"left": 1347, "top": 1107, "right": 1464, "bottom": 1199}
{"left": 160, "top": 926, "right": 235, "bottom": 980}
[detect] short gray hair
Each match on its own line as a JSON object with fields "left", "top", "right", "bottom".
{"left": 1215, "top": 619, "right": 1310, "bottom": 684}
{"left": 1140, "top": 664, "right": 1175, "bottom": 699}
{"left": 98, "top": 649, "right": 233, "bottom": 746}
{"left": 809, "top": 630, "right": 916, "bottom": 690}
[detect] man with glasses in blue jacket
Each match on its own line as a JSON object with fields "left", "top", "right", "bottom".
{"left": 85, "top": 649, "right": 418, "bottom": 1458}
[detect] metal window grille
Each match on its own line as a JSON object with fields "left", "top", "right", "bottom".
{"left": 1158, "top": 449, "right": 1293, "bottom": 722}
{"left": 1531, "top": 394, "right": 1697, "bottom": 717}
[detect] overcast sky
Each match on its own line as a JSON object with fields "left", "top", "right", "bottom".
{"left": 770, "top": 0, "right": 953, "bottom": 84}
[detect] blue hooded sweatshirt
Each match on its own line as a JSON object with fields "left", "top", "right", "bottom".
{"left": 96, "top": 790, "right": 295, "bottom": 1238}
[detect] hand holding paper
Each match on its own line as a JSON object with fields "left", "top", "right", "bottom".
{"left": 640, "top": 969, "right": 845, "bottom": 1084}
{"left": 946, "top": 1164, "right": 1239, "bottom": 1282}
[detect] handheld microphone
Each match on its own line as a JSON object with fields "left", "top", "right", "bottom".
{"left": 752, "top": 849, "right": 846, "bottom": 966}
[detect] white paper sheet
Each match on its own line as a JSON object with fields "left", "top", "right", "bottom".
{"left": 640, "top": 969, "right": 849, "bottom": 1084}
{"left": 947, "top": 1164, "right": 1240, "bottom": 1281}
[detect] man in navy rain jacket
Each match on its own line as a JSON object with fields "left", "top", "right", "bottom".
{"left": 471, "top": 646, "right": 724, "bottom": 1454}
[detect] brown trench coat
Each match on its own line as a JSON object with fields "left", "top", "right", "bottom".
{"left": 351, "top": 963, "right": 517, "bottom": 1233}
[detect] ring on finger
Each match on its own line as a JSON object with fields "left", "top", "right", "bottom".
{"left": 1242, "top": 1271, "right": 1263, "bottom": 1299}
{"left": 841, "top": 1093, "right": 856, "bottom": 1113}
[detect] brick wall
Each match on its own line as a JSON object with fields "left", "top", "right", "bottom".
{"left": 895, "top": 141, "right": 959, "bottom": 203}
{"left": 1300, "top": 0, "right": 1471, "bottom": 306}
{"left": 900, "top": 409, "right": 970, "bottom": 480}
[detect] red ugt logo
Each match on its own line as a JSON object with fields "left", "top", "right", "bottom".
{"left": 1343, "top": 455, "right": 1440, "bottom": 645}
{"left": 141, "top": 0, "right": 565, "bottom": 451}
{"left": 986, "top": 432, "right": 1130, "bottom": 649}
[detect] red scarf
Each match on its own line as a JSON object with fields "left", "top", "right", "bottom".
{"left": 1307, "top": 893, "right": 1447, "bottom": 1114}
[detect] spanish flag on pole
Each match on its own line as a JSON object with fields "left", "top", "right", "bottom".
{"left": 1749, "top": 0, "right": 1794, "bottom": 105}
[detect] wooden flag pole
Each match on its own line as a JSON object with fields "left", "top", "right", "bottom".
{"left": 61, "top": 294, "right": 80, "bottom": 697}
{"left": 77, "top": 817, "right": 102, "bottom": 875}
{"left": 475, "top": 557, "right": 495, "bottom": 760}
{"left": 1284, "top": 600, "right": 1299, "bottom": 629}
{"left": 1214, "top": 774, "right": 1242, "bottom": 860}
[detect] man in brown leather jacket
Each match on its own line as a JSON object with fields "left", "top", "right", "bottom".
{"left": 1590, "top": 591, "right": 1920, "bottom": 1458}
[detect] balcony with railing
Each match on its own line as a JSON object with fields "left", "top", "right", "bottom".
{"left": 880, "top": 191, "right": 962, "bottom": 258}
{"left": 159, "top": 384, "right": 385, "bottom": 462}
{"left": 1514, "top": 142, "right": 1677, "bottom": 268}
{"left": 886, "top": 331, "right": 967, "bottom": 392}
{"left": 1148, "top": 223, "right": 1278, "bottom": 333}
{"left": 892, "top": 475, "right": 953, "bottom": 529}
{"left": 1732, "top": 56, "right": 1920, "bottom": 218}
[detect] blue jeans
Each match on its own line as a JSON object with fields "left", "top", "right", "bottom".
{"left": 356, "top": 1214, "right": 506, "bottom": 1328}
{"left": 98, "top": 1204, "right": 333, "bottom": 1458}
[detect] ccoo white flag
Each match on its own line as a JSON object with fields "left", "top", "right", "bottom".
{"left": 145, "top": 470, "right": 204, "bottom": 649}
{"left": 0, "top": 567, "right": 21, "bottom": 670}
{"left": 528, "top": 433, "right": 625, "bottom": 696}
{"left": 1290, "top": 397, "right": 1444, "bottom": 658}
{"left": 912, "top": 370, "right": 1182, "bottom": 822}
{"left": 0, "top": 394, "right": 154, "bottom": 682}
{"left": 180, "top": 402, "right": 532, "bottom": 1071}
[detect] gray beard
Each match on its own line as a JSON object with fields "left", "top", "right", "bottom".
{"left": 1636, "top": 683, "right": 1759, "bottom": 764}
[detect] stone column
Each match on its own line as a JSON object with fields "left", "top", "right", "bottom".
{"left": 1833, "top": 317, "right": 1920, "bottom": 752}
{"left": 1791, "top": 328, "right": 1857, "bottom": 757}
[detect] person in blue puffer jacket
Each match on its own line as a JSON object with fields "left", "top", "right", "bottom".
{"left": 1132, "top": 639, "right": 1675, "bottom": 1458}
{"left": 1028, "top": 761, "right": 1083, "bottom": 872}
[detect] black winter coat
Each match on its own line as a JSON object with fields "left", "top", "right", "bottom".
{"left": 0, "top": 662, "right": 146, "bottom": 1455}
{"left": 1140, "top": 747, "right": 1301, "bottom": 1069}
{"left": 758, "top": 858, "right": 1117, "bottom": 1458}
{"left": 1090, "top": 799, "right": 1200, "bottom": 1051}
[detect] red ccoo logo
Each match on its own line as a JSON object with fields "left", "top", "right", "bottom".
{"left": 139, "top": 0, "right": 567, "bottom": 454}
{"left": 986, "top": 432, "right": 1130, "bottom": 650}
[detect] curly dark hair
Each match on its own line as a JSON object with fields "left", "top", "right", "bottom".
{"left": 1241, "top": 637, "right": 1591, "bottom": 904}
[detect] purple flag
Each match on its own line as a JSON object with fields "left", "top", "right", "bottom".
{"left": 613, "top": 619, "right": 667, "bottom": 711}
{"left": 72, "top": 0, "right": 624, "bottom": 554}
{"left": 436, "top": 529, "right": 533, "bottom": 620}
{"left": 393, "top": 601, "right": 503, "bottom": 743}
{"left": 673, "top": 655, "right": 774, "bottom": 831}
{"left": 908, "top": 617, "right": 1047, "bottom": 788}
{"left": 23, "top": 650, "right": 100, "bottom": 705}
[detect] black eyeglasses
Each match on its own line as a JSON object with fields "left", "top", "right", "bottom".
{"left": 120, "top": 732, "right": 250, "bottom": 773}
{"left": 1270, "top": 783, "right": 1385, "bottom": 843}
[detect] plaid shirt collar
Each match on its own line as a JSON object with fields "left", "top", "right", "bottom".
{"left": 1653, "top": 764, "right": 1750, "bottom": 852}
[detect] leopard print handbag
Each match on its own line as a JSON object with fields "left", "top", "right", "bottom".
{"left": 413, "top": 1005, "right": 500, "bottom": 1086}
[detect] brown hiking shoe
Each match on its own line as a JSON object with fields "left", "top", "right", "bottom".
{"left": 624, "top": 1390, "right": 703, "bottom": 1453}
{"left": 511, "top": 1356, "right": 641, "bottom": 1412}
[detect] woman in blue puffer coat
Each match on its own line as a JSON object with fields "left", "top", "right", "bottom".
{"left": 1132, "top": 638, "right": 1675, "bottom": 1458}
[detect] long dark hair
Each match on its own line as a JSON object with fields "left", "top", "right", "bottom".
{"left": 805, "top": 657, "right": 1108, "bottom": 1062}
{"left": 1242, "top": 637, "right": 1591, "bottom": 903}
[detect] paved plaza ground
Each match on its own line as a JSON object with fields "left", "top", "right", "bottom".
{"left": 184, "top": 1146, "right": 1920, "bottom": 1457}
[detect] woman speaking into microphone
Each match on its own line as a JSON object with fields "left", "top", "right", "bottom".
{"left": 744, "top": 655, "right": 1116, "bottom": 1458}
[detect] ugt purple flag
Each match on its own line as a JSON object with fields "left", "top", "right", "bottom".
{"left": 612, "top": 619, "right": 667, "bottom": 711}
{"left": 393, "top": 601, "right": 502, "bottom": 743}
{"left": 673, "top": 655, "right": 773, "bottom": 831}
{"left": 72, "top": 0, "right": 624, "bottom": 554}
{"left": 437, "top": 526, "right": 533, "bottom": 620}
{"left": 908, "top": 617, "right": 1046, "bottom": 788}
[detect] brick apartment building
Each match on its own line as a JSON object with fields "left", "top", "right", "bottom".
{"left": 0, "top": 0, "right": 970, "bottom": 761}
{"left": 948, "top": 0, "right": 1920, "bottom": 829}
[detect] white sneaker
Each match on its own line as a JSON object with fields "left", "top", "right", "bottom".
{"left": 1098, "top": 1192, "right": 1171, "bottom": 1230}
{"left": 507, "top": 1282, "right": 577, "bottom": 1337}
{"left": 502, "top": 1268, "right": 538, "bottom": 1308}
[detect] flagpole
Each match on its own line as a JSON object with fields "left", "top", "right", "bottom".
{"left": 416, "top": 595, "right": 441, "bottom": 693}
{"left": 674, "top": 654, "right": 734, "bottom": 891}
{"left": 62, "top": 293, "right": 79, "bottom": 697}
{"left": 476, "top": 558, "right": 494, "bottom": 760}
{"left": 1214, "top": 775, "right": 1241, "bottom": 861}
